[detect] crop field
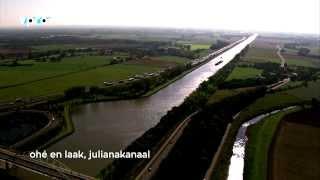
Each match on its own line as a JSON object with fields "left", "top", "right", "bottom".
{"left": 286, "top": 80, "right": 320, "bottom": 100}
{"left": 226, "top": 67, "right": 262, "bottom": 81}
{"left": 0, "top": 56, "right": 112, "bottom": 87}
{"left": 270, "top": 110, "right": 320, "bottom": 180}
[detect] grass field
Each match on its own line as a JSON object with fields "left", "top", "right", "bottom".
{"left": 0, "top": 64, "right": 161, "bottom": 101}
{"left": 0, "top": 56, "right": 111, "bottom": 87}
{"left": 244, "top": 108, "right": 299, "bottom": 180}
{"left": 207, "top": 87, "right": 256, "bottom": 104}
{"left": 283, "top": 53, "right": 320, "bottom": 67}
{"left": 226, "top": 67, "right": 262, "bottom": 81}
{"left": 286, "top": 80, "right": 320, "bottom": 100}
{"left": 190, "top": 44, "right": 211, "bottom": 50}
{"left": 270, "top": 110, "right": 320, "bottom": 180}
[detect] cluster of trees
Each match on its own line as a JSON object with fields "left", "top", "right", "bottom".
{"left": 64, "top": 86, "right": 86, "bottom": 99}
{"left": 210, "top": 40, "right": 229, "bottom": 50}
{"left": 220, "top": 62, "right": 283, "bottom": 89}
{"left": 98, "top": 52, "right": 243, "bottom": 180}
{"left": 0, "top": 111, "right": 49, "bottom": 146}
{"left": 283, "top": 43, "right": 313, "bottom": 57}
{"left": 288, "top": 66, "right": 319, "bottom": 82}
{"left": 283, "top": 42, "right": 315, "bottom": 57}
{"left": 31, "top": 48, "right": 94, "bottom": 62}
{"left": 297, "top": 47, "right": 311, "bottom": 56}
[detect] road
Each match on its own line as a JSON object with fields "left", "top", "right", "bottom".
{"left": 191, "top": 37, "right": 246, "bottom": 66}
{"left": 268, "top": 45, "right": 291, "bottom": 90}
{"left": 276, "top": 45, "right": 286, "bottom": 67}
{"left": 135, "top": 111, "right": 199, "bottom": 180}
{"left": 269, "top": 78, "right": 290, "bottom": 90}
{"left": 0, "top": 148, "right": 94, "bottom": 180}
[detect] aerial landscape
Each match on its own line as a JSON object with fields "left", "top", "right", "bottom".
{"left": 0, "top": 0, "right": 319, "bottom": 180}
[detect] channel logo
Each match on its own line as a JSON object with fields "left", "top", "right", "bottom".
{"left": 21, "top": 16, "right": 51, "bottom": 26}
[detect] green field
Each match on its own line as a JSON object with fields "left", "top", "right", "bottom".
{"left": 226, "top": 67, "right": 262, "bottom": 81}
{"left": 208, "top": 87, "right": 255, "bottom": 104}
{"left": 190, "top": 44, "right": 211, "bottom": 50}
{"left": 0, "top": 56, "right": 111, "bottom": 87}
{"left": 244, "top": 108, "right": 299, "bottom": 180}
{"left": 244, "top": 47, "right": 280, "bottom": 63}
{"left": 0, "top": 63, "right": 161, "bottom": 101}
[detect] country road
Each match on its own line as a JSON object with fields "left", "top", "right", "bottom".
{"left": 277, "top": 45, "right": 286, "bottom": 67}
{"left": 135, "top": 111, "right": 199, "bottom": 180}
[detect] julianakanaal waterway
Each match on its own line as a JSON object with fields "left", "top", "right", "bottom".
{"left": 48, "top": 34, "right": 258, "bottom": 175}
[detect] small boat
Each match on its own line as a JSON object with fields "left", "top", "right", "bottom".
{"left": 215, "top": 60, "right": 223, "bottom": 66}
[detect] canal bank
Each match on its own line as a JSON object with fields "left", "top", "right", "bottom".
{"left": 227, "top": 106, "right": 297, "bottom": 180}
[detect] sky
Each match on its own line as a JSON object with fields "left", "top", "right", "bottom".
{"left": 0, "top": 0, "right": 319, "bottom": 34}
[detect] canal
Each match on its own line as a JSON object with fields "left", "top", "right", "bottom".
{"left": 48, "top": 34, "right": 258, "bottom": 176}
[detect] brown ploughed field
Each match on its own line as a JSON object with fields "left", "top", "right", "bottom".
{"left": 269, "top": 108, "right": 320, "bottom": 180}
